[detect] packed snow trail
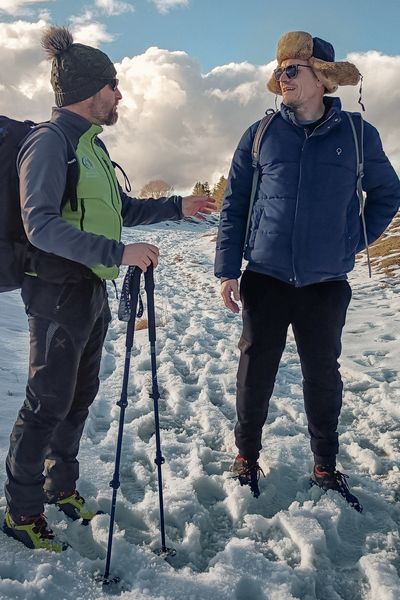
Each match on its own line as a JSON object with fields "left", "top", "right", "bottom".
{"left": 0, "top": 220, "right": 399, "bottom": 600}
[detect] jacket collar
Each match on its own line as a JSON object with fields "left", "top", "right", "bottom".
{"left": 50, "top": 107, "right": 103, "bottom": 138}
{"left": 280, "top": 96, "right": 343, "bottom": 134}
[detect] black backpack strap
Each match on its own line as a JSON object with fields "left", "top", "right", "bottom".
{"left": 344, "top": 112, "right": 364, "bottom": 206}
{"left": 95, "top": 137, "right": 131, "bottom": 193}
{"left": 344, "top": 111, "right": 371, "bottom": 277}
{"left": 63, "top": 150, "right": 79, "bottom": 212}
{"left": 244, "top": 110, "right": 277, "bottom": 250}
{"left": 112, "top": 161, "right": 132, "bottom": 193}
{"left": 30, "top": 122, "right": 79, "bottom": 212}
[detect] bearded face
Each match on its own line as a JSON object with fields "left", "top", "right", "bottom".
{"left": 89, "top": 82, "right": 122, "bottom": 126}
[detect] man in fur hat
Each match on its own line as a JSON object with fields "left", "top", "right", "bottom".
{"left": 215, "top": 31, "right": 400, "bottom": 508}
{"left": 3, "top": 26, "right": 215, "bottom": 552}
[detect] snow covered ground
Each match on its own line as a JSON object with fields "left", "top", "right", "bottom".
{"left": 0, "top": 219, "right": 399, "bottom": 600}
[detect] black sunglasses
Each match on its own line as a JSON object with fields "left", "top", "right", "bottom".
{"left": 108, "top": 78, "right": 119, "bottom": 91}
{"left": 273, "top": 64, "right": 313, "bottom": 81}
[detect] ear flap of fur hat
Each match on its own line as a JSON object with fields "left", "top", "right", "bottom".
{"left": 266, "top": 30, "right": 361, "bottom": 95}
{"left": 308, "top": 57, "right": 361, "bottom": 93}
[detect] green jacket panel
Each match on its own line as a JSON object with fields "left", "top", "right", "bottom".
{"left": 62, "top": 124, "right": 122, "bottom": 280}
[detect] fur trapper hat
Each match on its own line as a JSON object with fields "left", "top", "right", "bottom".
{"left": 267, "top": 31, "right": 361, "bottom": 95}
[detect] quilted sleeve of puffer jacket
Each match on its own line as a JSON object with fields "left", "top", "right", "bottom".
{"left": 214, "top": 121, "right": 260, "bottom": 280}
{"left": 357, "top": 122, "right": 400, "bottom": 252}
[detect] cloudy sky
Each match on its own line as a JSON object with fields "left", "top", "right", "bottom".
{"left": 0, "top": 0, "right": 399, "bottom": 194}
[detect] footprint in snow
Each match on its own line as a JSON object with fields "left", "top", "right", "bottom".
{"left": 193, "top": 475, "right": 227, "bottom": 508}
{"left": 137, "top": 414, "right": 156, "bottom": 444}
{"left": 235, "top": 576, "right": 266, "bottom": 600}
{"left": 376, "top": 333, "right": 396, "bottom": 342}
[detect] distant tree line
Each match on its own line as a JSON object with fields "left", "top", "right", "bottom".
{"left": 138, "top": 176, "right": 228, "bottom": 211}
{"left": 190, "top": 177, "right": 228, "bottom": 211}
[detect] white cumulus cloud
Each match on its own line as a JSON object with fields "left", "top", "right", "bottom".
{"left": 0, "top": 20, "right": 50, "bottom": 113}
{"left": 0, "top": 0, "right": 52, "bottom": 16}
{"left": 0, "top": 23, "right": 399, "bottom": 194}
{"left": 343, "top": 51, "right": 400, "bottom": 166}
{"left": 73, "top": 22, "right": 115, "bottom": 46}
{"left": 69, "top": 11, "right": 115, "bottom": 47}
{"left": 95, "top": 0, "right": 134, "bottom": 16}
{"left": 102, "top": 47, "right": 273, "bottom": 192}
{"left": 150, "top": 0, "right": 188, "bottom": 14}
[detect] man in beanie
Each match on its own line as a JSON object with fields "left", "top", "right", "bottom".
{"left": 3, "top": 26, "right": 215, "bottom": 552}
{"left": 215, "top": 32, "right": 399, "bottom": 508}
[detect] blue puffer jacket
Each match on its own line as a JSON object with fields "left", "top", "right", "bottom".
{"left": 215, "top": 97, "right": 400, "bottom": 287}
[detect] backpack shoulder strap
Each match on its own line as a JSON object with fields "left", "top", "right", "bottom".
{"left": 29, "top": 122, "right": 79, "bottom": 212}
{"left": 244, "top": 110, "right": 277, "bottom": 250}
{"left": 251, "top": 111, "right": 275, "bottom": 167}
{"left": 344, "top": 111, "right": 371, "bottom": 277}
{"left": 344, "top": 111, "right": 364, "bottom": 184}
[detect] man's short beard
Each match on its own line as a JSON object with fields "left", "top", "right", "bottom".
{"left": 93, "top": 106, "right": 118, "bottom": 126}
{"left": 103, "top": 108, "right": 118, "bottom": 126}
{"left": 89, "top": 96, "right": 119, "bottom": 126}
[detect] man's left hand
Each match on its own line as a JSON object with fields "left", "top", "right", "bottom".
{"left": 182, "top": 195, "right": 216, "bottom": 220}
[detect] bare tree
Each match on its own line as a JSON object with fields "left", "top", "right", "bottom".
{"left": 138, "top": 179, "right": 174, "bottom": 199}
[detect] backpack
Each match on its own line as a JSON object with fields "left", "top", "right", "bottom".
{"left": 0, "top": 116, "right": 78, "bottom": 292}
{"left": 244, "top": 109, "right": 370, "bottom": 275}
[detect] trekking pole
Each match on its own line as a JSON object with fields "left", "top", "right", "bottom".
{"left": 101, "top": 266, "right": 143, "bottom": 586}
{"left": 144, "top": 266, "right": 176, "bottom": 558}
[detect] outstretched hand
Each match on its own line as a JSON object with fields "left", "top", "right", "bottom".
{"left": 182, "top": 195, "right": 216, "bottom": 220}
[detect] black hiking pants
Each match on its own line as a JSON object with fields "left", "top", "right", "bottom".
{"left": 5, "top": 275, "right": 111, "bottom": 518}
{"left": 235, "top": 270, "right": 352, "bottom": 467}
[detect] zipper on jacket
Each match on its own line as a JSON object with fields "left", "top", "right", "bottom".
{"left": 80, "top": 198, "right": 85, "bottom": 231}
{"left": 308, "top": 112, "right": 336, "bottom": 138}
{"left": 101, "top": 155, "right": 123, "bottom": 239}
{"left": 291, "top": 140, "right": 307, "bottom": 286}
{"left": 91, "top": 136, "right": 120, "bottom": 209}
{"left": 101, "top": 156, "right": 121, "bottom": 211}
{"left": 89, "top": 136, "right": 123, "bottom": 239}
{"left": 291, "top": 111, "right": 338, "bottom": 286}
{"left": 92, "top": 138, "right": 122, "bottom": 218}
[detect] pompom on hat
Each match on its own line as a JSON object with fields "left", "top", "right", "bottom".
{"left": 267, "top": 31, "right": 361, "bottom": 95}
{"left": 41, "top": 26, "right": 117, "bottom": 107}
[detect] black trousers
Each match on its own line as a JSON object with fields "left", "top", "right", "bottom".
{"left": 5, "top": 275, "right": 111, "bottom": 518}
{"left": 235, "top": 270, "right": 352, "bottom": 466}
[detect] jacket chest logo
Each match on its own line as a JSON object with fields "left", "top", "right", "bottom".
{"left": 82, "top": 156, "right": 94, "bottom": 169}
{"left": 336, "top": 147, "right": 342, "bottom": 156}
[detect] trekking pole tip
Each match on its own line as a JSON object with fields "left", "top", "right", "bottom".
{"left": 94, "top": 572, "right": 121, "bottom": 591}
{"left": 154, "top": 546, "right": 177, "bottom": 559}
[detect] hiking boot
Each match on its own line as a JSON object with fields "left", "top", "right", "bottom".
{"left": 54, "top": 490, "right": 103, "bottom": 525}
{"left": 2, "top": 509, "right": 68, "bottom": 552}
{"left": 310, "top": 465, "right": 363, "bottom": 513}
{"left": 231, "top": 455, "right": 265, "bottom": 498}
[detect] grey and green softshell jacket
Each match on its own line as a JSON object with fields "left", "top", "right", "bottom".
{"left": 18, "top": 107, "right": 183, "bottom": 280}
